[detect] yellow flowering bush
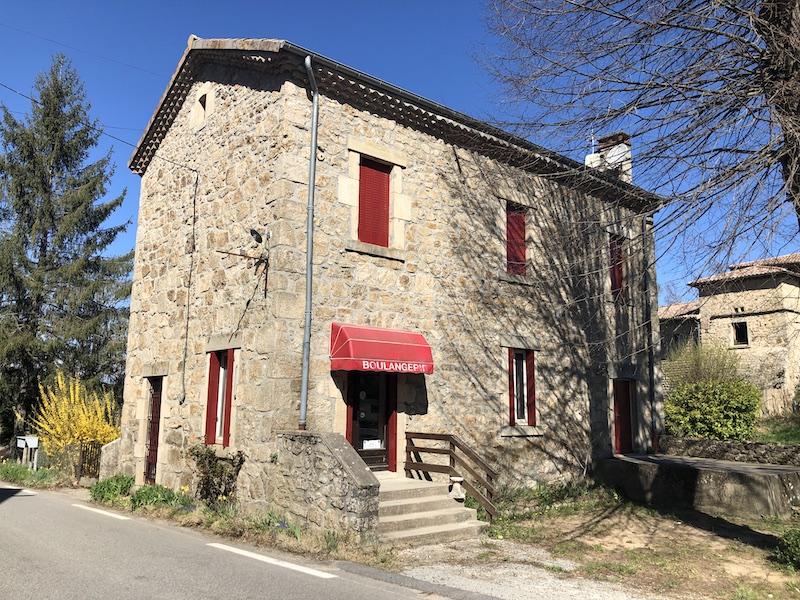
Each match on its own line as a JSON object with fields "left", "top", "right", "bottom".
{"left": 33, "top": 372, "right": 119, "bottom": 455}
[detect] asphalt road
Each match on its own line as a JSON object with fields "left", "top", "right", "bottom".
{"left": 0, "top": 484, "right": 486, "bottom": 600}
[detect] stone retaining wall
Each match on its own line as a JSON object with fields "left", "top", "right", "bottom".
{"left": 264, "top": 431, "right": 379, "bottom": 538}
{"left": 660, "top": 434, "right": 800, "bottom": 466}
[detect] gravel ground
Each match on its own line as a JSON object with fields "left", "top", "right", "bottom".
{"left": 403, "top": 563, "right": 661, "bottom": 600}
{"left": 396, "top": 539, "right": 664, "bottom": 600}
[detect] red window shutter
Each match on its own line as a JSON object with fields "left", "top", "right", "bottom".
{"left": 222, "top": 349, "right": 235, "bottom": 448}
{"left": 507, "top": 348, "right": 516, "bottom": 426}
{"left": 205, "top": 352, "right": 220, "bottom": 445}
{"left": 358, "top": 158, "right": 391, "bottom": 247}
{"left": 610, "top": 236, "right": 625, "bottom": 300}
{"left": 525, "top": 351, "right": 536, "bottom": 426}
{"left": 506, "top": 203, "right": 526, "bottom": 275}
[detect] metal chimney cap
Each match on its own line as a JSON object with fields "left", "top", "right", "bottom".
{"left": 598, "top": 132, "right": 631, "bottom": 152}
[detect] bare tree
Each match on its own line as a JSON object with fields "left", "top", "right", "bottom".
{"left": 488, "top": 0, "right": 800, "bottom": 274}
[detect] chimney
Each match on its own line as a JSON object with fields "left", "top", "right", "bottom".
{"left": 585, "top": 132, "right": 632, "bottom": 183}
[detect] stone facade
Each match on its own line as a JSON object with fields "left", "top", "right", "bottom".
{"left": 113, "top": 38, "right": 661, "bottom": 524}
{"left": 661, "top": 261, "right": 800, "bottom": 415}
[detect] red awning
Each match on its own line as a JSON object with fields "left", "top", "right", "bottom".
{"left": 330, "top": 322, "right": 434, "bottom": 374}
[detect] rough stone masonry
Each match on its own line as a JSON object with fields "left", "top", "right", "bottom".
{"left": 108, "top": 37, "right": 662, "bottom": 534}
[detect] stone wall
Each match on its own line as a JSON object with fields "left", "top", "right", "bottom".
{"left": 660, "top": 434, "right": 800, "bottom": 466}
{"left": 598, "top": 455, "right": 800, "bottom": 519}
{"left": 264, "top": 431, "right": 379, "bottom": 538}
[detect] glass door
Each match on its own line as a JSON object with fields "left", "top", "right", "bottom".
{"left": 348, "top": 372, "right": 389, "bottom": 470}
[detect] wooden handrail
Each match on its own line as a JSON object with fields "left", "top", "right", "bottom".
{"left": 404, "top": 431, "right": 497, "bottom": 519}
{"left": 450, "top": 434, "right": 498, "bottom": 479}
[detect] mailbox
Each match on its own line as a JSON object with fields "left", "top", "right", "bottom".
{"left": 15, "top": 435, "right": 39, "bottom": 470}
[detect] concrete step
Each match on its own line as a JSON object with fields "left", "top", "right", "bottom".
{"left": 378, "top": 507, "right": 477, "bottom": 534}
{"left": 378, "top": 480, "right": 450, "bottom": 502}
{"left": 379, "top": 495, "right": 457, "bottom": 517}
{"left": 381, "top": 520, "right": 488, "bottom": 547}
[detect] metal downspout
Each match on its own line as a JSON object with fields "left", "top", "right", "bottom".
{"left": 299, "top": 55, "right": 319, "bottom": 430}
{"left": 642, "top": 215, "right": 657, "bottom": 450}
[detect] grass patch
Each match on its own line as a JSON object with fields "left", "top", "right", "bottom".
{"left": 130, "top": 484, "right": 193, "bottom": 511}
{"left": 731, "top": 585, "right": 760, "bottom": 600}
{"left": 581, "top": 560, "right": 638, "bottom": 578}
{"left": 88, "top": 474, "right": 396, "bottom": 568}
{"left": 493, "top": 479, "right": 623, "bottom": 521}
{"left": 89, "top": 474, "right": 134, "bottom": 505}
{"left": 754, "top": 416, "right": 800, "bottom": 444}
{"left": 0, "top": 460, "right": 67, "bottom": 488}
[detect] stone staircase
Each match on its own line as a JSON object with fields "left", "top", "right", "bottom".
{"left": 376, "top": 472, "right": 487, "bottom": 546}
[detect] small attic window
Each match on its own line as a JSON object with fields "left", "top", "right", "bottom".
{"left": 189, "top": 89, "right": 212, "bottom": 131}
{"left": 732, "top": 322, "right": 749, "bottom": 346}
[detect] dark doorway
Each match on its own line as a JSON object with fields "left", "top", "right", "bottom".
{"left": 346, "top": 372, "right": 397, "bottom": 471}
{"left": 612, "top": 379, "right": 634, "bottom": 454}
{"left": 144, "top": 377, "right": 163, "bottom": 484}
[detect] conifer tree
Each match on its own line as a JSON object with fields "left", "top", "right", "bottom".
{"left": 0, "top": 55, "right": 132, "bottom": 442}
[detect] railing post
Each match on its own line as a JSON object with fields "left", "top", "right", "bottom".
{"left": 449, "top": 437, "right": 455, "bottom": 474}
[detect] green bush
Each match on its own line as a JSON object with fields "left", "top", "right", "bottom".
{"left": 775, "top": 526, "right": 800, "bottom": 568}
{"left": 665, "top": 380, "right": 760, "bottom": 440}
{"left": 130, "top": 484, "right": 192, "bottom": 511}
{"left": 189, "top": 445, "right": 245, "bottom": 508}
{"left": 662, "top": 341, "right": 741, "bottom": 387}
{"left": 90, "top": 474, "right": 134, "bottom": 503}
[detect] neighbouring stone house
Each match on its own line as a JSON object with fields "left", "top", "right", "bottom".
{"left": 105, "top": 37, "right": 662, "bottom": 533}
{"left": 660, "top": 253, "right": 800, "bottom": 414}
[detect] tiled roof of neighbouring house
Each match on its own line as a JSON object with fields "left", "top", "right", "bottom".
{"left": 128, "top": 37, "right": 662, "bottom": 210}
{"left": 658, "top": 300, "right": 700, "bottom": 320}
{"left": 690, "top": 252, "right": 800, "bottom": 287}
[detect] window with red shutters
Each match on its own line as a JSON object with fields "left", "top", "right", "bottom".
{"left": 358, "top": 158, "right": 391, "bottom": 247}
{"left": 205, "top": 349, "right": 235, "bottom": 447}
{"left": 506, "top": 202, "right": 527, "bottom": 275}
{"left": 507, "top": 348, "right": 536, "bottom": 426}
{"left": 609, "top": 234, "right": 626, "bottom": 302}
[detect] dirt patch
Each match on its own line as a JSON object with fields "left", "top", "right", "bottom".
{"left": 523, "top": 505, "right": 800, "bottom": 599}
{"left": 395, "top": 503, "right": 800, "bottom": 599}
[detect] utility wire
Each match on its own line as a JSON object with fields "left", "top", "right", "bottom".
{"left": 5, "top": 107, "right": 140, "bottom": 131}
{"left": 0, "top": 80, "right": 196, "bottom": 173}
{"left": 0, "top": 75, "right": 201, "bottom": 406}
{"left": 0, "top": 21, "right": 164, "bottom": 78}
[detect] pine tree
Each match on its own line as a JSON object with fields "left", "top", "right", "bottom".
{"left": 0, "top": 55, "right": 132, "bottom": 443}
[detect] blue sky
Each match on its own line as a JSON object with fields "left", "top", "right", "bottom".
{"left": 0, "top": 0, "right": 496, "bottom": 259}
{"left": 1, "top": 1, "right": 794, "bottom": 305}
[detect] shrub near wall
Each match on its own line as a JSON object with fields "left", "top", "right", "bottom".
{"left": 666, "top": 380, "right": 760, "bottom": 441}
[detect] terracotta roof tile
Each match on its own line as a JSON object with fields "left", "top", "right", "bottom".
{"left": 658, "top": 300, "right": 700, "bottom": 320}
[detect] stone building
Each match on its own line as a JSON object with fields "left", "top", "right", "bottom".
{"left": 106, "top": 37, "right": 662, "bottom": 532}
{"left": 660, "top": 253, "right": 800, "bottom": 414}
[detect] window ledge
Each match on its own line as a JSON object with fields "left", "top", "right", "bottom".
{"left": 500, "top": 424, "right": 546, "bottom": 438}
{"left": 498, "top": 272, "right": 534, "bottom": 286}
{"left": 732, "top": 344, "right": 750, "bottom": 349}
{"left": 344, "top": 239, "right": 405, "bottom": 262}
{"left": 205, "top": 444, "right": 236, "bottom": 458}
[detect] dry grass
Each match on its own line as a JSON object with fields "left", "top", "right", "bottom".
{"left": 91, "top": 491, "right": 396, "bottom": 568}
{"left": 496, "top": 496, "right": 800, "bottom": 599}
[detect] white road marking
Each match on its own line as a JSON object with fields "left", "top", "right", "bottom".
{"left": 207, "top": 543, "right": 338, "bottom": 579}
{"left": 71, "top": 503, "right": 130, "bottom": 520}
